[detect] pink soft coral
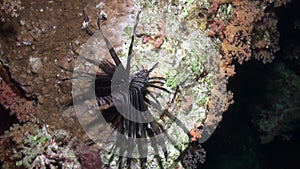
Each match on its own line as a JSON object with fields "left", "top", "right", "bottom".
{"left": 0, "top": 79, "right": 35, "bottom": 122}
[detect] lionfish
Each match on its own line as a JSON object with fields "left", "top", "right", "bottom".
{"left": 70, "top": 11, "right": 205, "bottom": 168}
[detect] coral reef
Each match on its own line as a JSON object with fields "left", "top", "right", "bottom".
{"left": 202, "top": 0, "right": 292, "bottom": 142}
{"left": 2, "top": 0, "right": 294, "bottom": 168}
{"left": 207, "top": 0, "right": 290, "bottom": 74}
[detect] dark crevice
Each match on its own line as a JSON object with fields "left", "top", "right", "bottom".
{"left": 277, "top": 0, "right": 300, "bottom": 76}
{"left": 0, "top": 21, "right": 18, "bottom": 38}
{"left": 0, "top": 105, "right": 18, "bottom": 135}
